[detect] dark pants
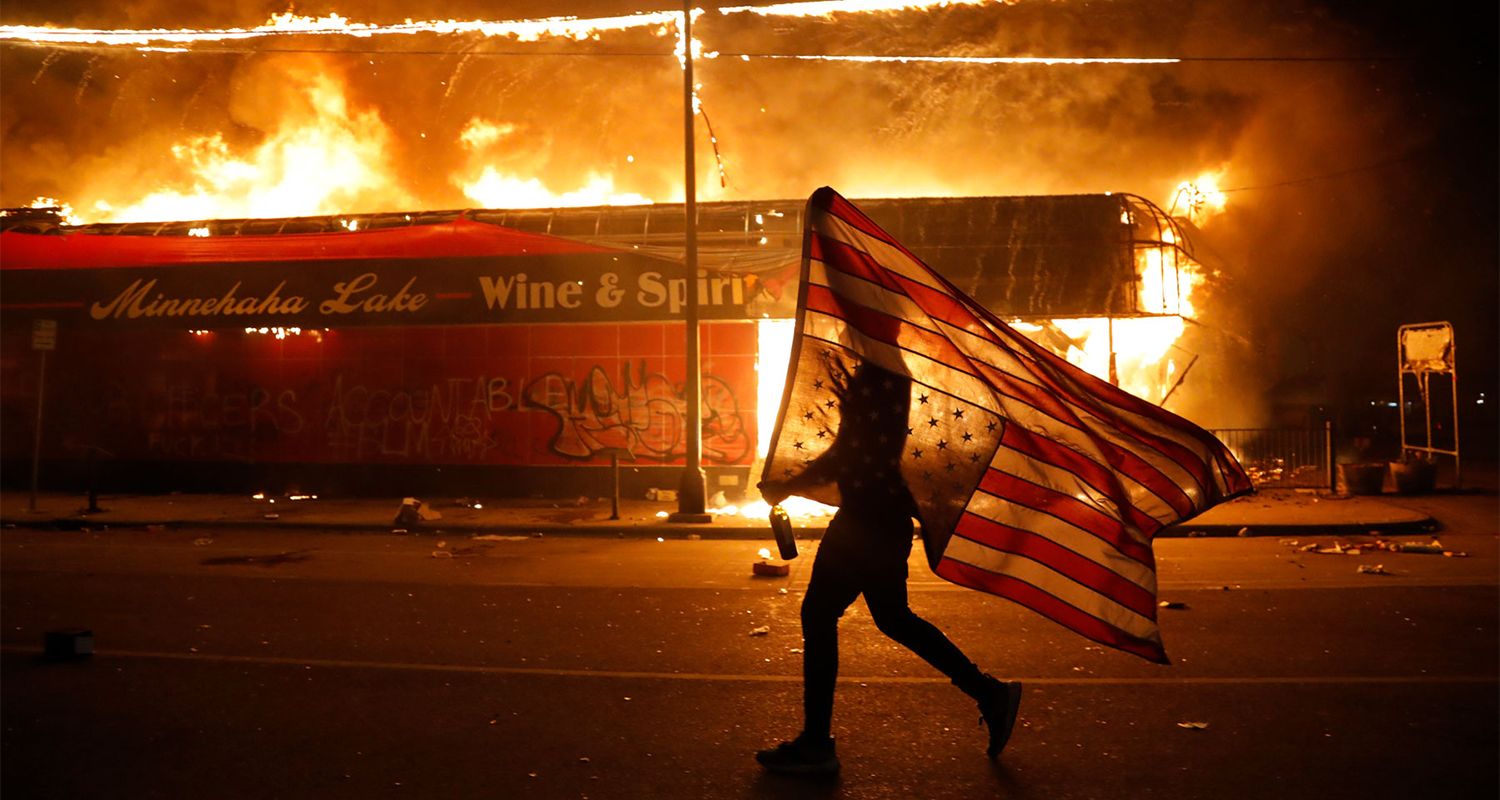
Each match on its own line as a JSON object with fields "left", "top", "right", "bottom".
{"left": 800, "top": 510, "right": 987, "bottom": 739}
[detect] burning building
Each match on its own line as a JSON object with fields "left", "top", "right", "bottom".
{"left": 0, "top": 192, "right": 1217, "bottom": 500}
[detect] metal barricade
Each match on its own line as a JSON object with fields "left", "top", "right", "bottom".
{"left": 1209, "top": 424, "right": 1334, "bottom": 490}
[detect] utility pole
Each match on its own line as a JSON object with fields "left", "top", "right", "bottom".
{"left": 670, "top": 0, "right": 711, "bottom": 523}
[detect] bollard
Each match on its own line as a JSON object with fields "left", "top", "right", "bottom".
{"left": 610, "top": 452, "right": 621, "bottom": 521}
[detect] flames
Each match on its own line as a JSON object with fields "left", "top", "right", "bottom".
{"left": 1172, "top": 173, "right": 1229, "bottom": 225}
{"left": 457, "top": 118, "right": 653, "bottom": 209}
{"left": 75, "top": 59, "right": 411, "bottom": 223}
{"left": 6, "top": 5, "right": 1205, "bottom": 223}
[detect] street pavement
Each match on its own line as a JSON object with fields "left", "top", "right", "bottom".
{"left": 1, "top": 489, "right": 1495, "bottom": 799}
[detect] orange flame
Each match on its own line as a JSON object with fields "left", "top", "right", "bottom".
{"left": 82, "top": 62, "right": 410, "bottom": 223}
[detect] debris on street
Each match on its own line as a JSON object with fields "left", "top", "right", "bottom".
{"left": 753, "top": 560, "right": 789, "bottom": 577}
{"left": 749, "top": 626, "right": 770, "bottom": 636}
{"left": 393, "top": 497, "right": 440, "bottom": 526}
{"left": 1357, "top": 564, "right": 1390, "bottom": 575}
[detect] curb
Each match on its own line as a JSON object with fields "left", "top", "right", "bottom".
{"left": 1, "top": 515, "right": 1441, "bottom": 540}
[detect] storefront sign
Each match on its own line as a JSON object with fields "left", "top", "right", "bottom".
{"left": 3, "top": 252, "right": 757, "bottom": 328}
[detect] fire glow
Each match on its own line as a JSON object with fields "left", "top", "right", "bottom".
{"left": 8, "top": 3, "right": 1222, "bottom": 520}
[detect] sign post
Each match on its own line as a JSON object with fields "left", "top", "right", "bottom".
{"left": 29, "top": 319, "right": 56, "bottom": 512}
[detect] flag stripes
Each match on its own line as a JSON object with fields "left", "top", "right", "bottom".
{"left": 934, "top": 555, "right": 1169, "bottom": 663}
{"left": 953, "top": 514, "right": 1159, "bottom": 617}
{"left": 765, "top": 187, "right": 1253, "bottom": 664}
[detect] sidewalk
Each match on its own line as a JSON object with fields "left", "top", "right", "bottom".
{"left": 0, "top": 487, "right": 1440, "bottom": 539}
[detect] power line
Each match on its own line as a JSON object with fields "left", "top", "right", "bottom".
{"left": 1221, "top": 144, "right": 1438, "bottom": 194}
{"left": 0, "top": 40, "right": 1432, "bottom": 63}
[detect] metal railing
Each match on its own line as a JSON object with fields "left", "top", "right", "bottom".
{"left": 1209, "top": 423, "right": 1334, "bottom": 490}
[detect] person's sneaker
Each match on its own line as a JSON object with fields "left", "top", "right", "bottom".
{"left": 976, "top": 675, "right": 1023, "bottom": 758}
{"left": 755, "top": 733, "right": 840, "bottom": 775}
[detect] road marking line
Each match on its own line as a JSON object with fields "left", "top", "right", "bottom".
{"left": 3, "top": 646, "right": 1494, "bottom": 686}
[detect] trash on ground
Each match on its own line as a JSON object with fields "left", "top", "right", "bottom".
{"left": 431, "top": 550, "right": 454, "bottom": 559}
{"left": 1237, "top": 527, "right": 1251, "bottom": 537}
{"left": 473, "top": 534, "right": 528, "bottom": 542}
{"left": 753, "top": 560, "right": 790, "bottom": 577}
{"left": 1305, "top": 542, "right": 1362, "bottom": 555}
{"left": 1279, "top": 539, "right": 1300, "bottom": 547}
{"left": 393, "top": 497, "right": 441, "bottom": 526}
{"left": 1176, "top": 721, "right": 1210, "bottom": 730}
{"left": 435, "top": 540, "right": 447, "bottom": 549}
{"left": 263, "top": 513, "right": 280, "bottom": 520}
{"left": 749, "top": 626, "right": 770, "bottom": 636}
{"left": 1443, "top": 551, "right": 1469, "bottom": 558}
{"left": 1356, "top": 564, "right": 1390, "bottom": 575}
{"left": 645, "top": 488, "right": 678, "bottom": 502}
{"left": 1158, "top": 600, "right": 1189, "bottom": 610}
{"left": 1392, "top": 541, "right": 1445, "bottom": 554}
{"left": 44, "top": 628, "right": 94, "bottom": 660}
{"left": 193, "top": 537, "right": 213, "bottom": 546}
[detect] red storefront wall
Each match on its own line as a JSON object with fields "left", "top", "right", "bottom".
{"left": 0, "top": 320, "right": 758, "bottom": 495}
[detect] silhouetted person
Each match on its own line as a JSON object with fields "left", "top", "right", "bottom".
{"left": 756, "top": 360, "right": 1021, "bottom": 775}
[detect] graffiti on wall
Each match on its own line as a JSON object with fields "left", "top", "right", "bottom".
{"left": 323, "top": 374, "right": 515, "bottom": 461}
{"left": 524, "top": 361, "right": 750, "bottom": 464}
{"left": 6, "top": 324, "right": 757, "bottom": 467}
{"left": 107, "top": 382, "right": 305, "bottom": 462}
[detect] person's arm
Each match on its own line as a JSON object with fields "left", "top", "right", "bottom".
{"left": 759, "top": 438, "right": 843, "bottom": 504}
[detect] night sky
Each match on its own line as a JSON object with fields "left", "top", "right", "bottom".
{"left": 2, "top": 1, "right": 1495, "bottom": 452}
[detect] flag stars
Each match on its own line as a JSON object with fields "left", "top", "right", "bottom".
{"left": 793, "top": 441, "right": 805, "bottom": 450}
{"left": 918, "top": 393, "right": 929, "bottom": 405}
{"left": 911, "top": 448, "right": 924, "bottom": 459}
{"left": 813, "top": 378, "right": 824, "bottom": 390}
{"left": 986, "top": 420, "right": 998, "bottom": 432}
{"left": 952, "top": 409, "right": 965, "bottom": 419}
{"left": 962, "top": 431, "right": 974, "bottom": 442}
{"left": 937, "top": 440, "right": 948, "bottom": 450}
{"left": 824, "top": 399, "right": 837, "bottom": 409}
{"left": 944, "top": 461, "right": 957, "bottom": 473}
{"left": 803, "top": 410, "right": 815, "bottom": 421}
{"left": 969, "top": 453, "right": 981, "bottom": 463}
{"left": 927, "top": 418, "right": 940, "bottom": 428}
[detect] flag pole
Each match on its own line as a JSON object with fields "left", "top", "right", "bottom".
{"left": 671, "top": 0, "right": 711, "bottom": 523}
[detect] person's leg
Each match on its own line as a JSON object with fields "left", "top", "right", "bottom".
{"left": 863, "top": 560, "right": 1022, "bottom": 758}
{"left": 758, "top": 520, "right": 862, "bottom": 773}
{"left": 863, "top": 569, "right": 987, "bottom": 690}
{"left": 799, "top": 529, "right": 863, "bottom": 740}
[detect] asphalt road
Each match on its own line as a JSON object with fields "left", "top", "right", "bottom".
{"left": 3, "top": 495, "right": 1497, "bottom": 799}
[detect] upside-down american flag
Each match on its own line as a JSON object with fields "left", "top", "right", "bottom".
{"left": 762, "top": 187, "right": 1253, "bottom": 663}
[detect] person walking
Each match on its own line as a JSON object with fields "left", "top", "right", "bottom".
{"left": 755, "top": 359, "right": 1022, "bottom": 775}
